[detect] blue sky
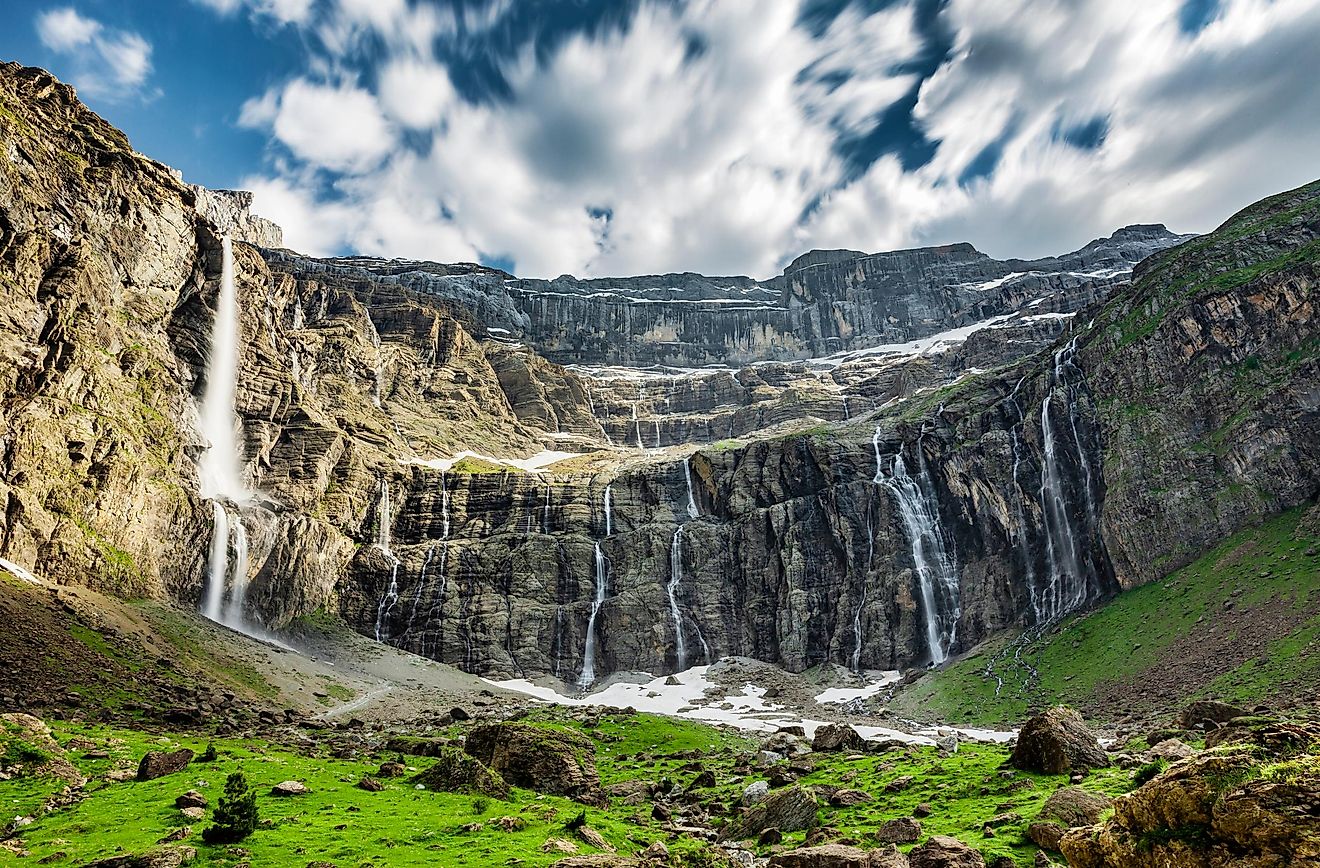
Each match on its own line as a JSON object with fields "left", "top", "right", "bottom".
{"left": 3, "top": 0, "right": 1319, "bottom": 278}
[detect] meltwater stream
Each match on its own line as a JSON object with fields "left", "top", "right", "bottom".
{"left": 578, "top": 487, "right": 613, "bottom": 687}
{"left": 198, "top": 236, "right": 255, "bottom": 632}
{"left": 874, "top": 433, "right": 961, "bottom": 665}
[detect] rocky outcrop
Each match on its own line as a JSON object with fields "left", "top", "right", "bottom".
{"left": 720, "top": 785, "right": 819, "bottom": 841}
{"left": 463, "top": 723, "right": 604, "bottom": 805}
{"left": 412, "top": 749, "right": 510, "bottom": 799}
{"left": 190, "top": 187, "right": 283, "bottom": 249}
{"left": 1060, "top": 723, "right": 1320, "bottom": 867}
{"left": 137, "top": 749, "right": 193, "bottom": 781}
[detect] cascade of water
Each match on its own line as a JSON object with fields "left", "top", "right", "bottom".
{"left": 542, "top": 482, "right": 552, "bottom": 534}
{"left": 579, "top": 542, "right": 608, "bottom": 687}
{"left": 667, "top": 525, "right": 688, "bottom": 671}
{"left": 684, "top": 456, "right": 700, "bottom": 519}
{"left": 654, "top": 419, "right": 661, "bottom": 448}
{"left": 1035, "top": 337, "right": 1098, "bottom": 623}
{"left": 372, "top": 478, "right": 402, "bottom": 642}
{"left": 1005, "top": 376, "right": 1042, "bottom": 620}
{"left": 632, "top": 402, "right": 643, "bottom": 448}
{"left": 603, "top": 485, "right": 613, "bottom": 537}
{"left": 198, "top": 236, "right": 255, "bottom": 630}
{"left": 874, "top": 434, "right": 961, "bottom": 665}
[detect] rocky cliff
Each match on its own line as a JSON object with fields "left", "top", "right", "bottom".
{"left": 1, "top": 61, "right": 1315, "bottom": 691}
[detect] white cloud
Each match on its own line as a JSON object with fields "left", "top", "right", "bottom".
{"left": 191, "top": 0, "right": 313, "bottom": 26}
{"left": 252, "top": 79, "right": 396, "bottom": 173}
{"left": 35, "top": 7, "right": 153, "bottom": 100}
{"left": 236, "top": 0, "right": 1320, "bottom": 277}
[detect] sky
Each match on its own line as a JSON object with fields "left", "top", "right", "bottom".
{"left": 2, "top": 0, "right": 1318, "bottom": 279}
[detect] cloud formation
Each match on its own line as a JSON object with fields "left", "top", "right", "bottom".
{"left": 229, "top": 0, "right": 1320, "bottom": 278}
{"left": 35, "top": 7, "right": 153, "bottom": 100}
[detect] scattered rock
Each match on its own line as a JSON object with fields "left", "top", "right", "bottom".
{"left": 1145, "top": 739, "right": 1195, "bottom": 762}
{"left": 743, "top": 780, "right": 770, "bottom": 806}
{"left": 155, "top": 828, "right": 191, "bottom": 845}
{"left": 377, "top": 761, "right": 406, "bottom": 778}
{"left": 828, "top": 789, "right": 872, "bottom": 807}
{"left": 1176, "top": 700, "right": 1246, "bottom": 729}
{"left": 82, "top": 846, "right": 198, "bottom": 868}
{"left": 912, "top": 803, "right": 932, "bottom": 818}
{"left": 759, "top": 828, "right": 783, "bottom": 846}
{"left": 1027, "top": 821, "right": 1064, "bottom": 851}
{"left": 576, "top": 825, "right": 613, "bottom": 852}
{"left": 174, "top": 791, "right": 207, "bottom": 810}
{"left": 875, "top": 817, "right": 921, "bottom": 844}
{"left": 356, "top": 776, "right": 383, "bottom": 792}
{"left": 767, "top": 843, "right": 882, "bottom": 867}
{"left": 1009, "top": 707, "right": 1108, "bottom": 774}
{"left": 542, "top": 838, "right": 579, "bottom": 855}
{"left": 271, "top": 780, "right": 310, "bottom": 797}
{"left": 935, "top": 736, "right": 958, "bottom": 755}
{"left": 884, "top": 775, "right": 914, "bottom": 793}
{"left": 136, "top": 749, "right": 194, "bottom": 782}
{"left": 178, "top": 807, "right": 205, "bottom": 821}
{"left": 639, "top": 841, "right": 668, "bottom": 860}
{"left": 908, "top": 835, "right": 985, "bottom": 868}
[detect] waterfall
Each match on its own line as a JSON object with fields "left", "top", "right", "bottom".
{"left": 1005, "top": 376, "right": 1041, "bottom": 617}
{"left": 668, "top": 525, "right": 689, "bottom": 671}
{"left": 197, "top": 235, "right": 254, "bottom": 631}
{"left": 603, "top": 484, "right": 613, "bottom": 537}
{"left": 579, "top": 542, "right": 608, "bottom": 687}
{"left": 542, "top": 482, "right": 552, "bottom": 534}
{"left": 632, "top": 401, "right": 643, "bottom": 448}
{"left": 1034, "top": 337, "right": 1101, "bottom": 623}
{"left": 684, "top": 456, "right": 700, "bottom": 519}
{"left": 372, "top": 478, "right": 402, "bottom": 642}
{"left": 874, "top": 434, "right": 961, "bottom": 665}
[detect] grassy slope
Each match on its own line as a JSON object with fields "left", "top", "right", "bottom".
{"left": 0, "top": 710, "right": 1135, "bottom": 867}
{"left": 891, "top": 506, "right": 1320, "bottom": 727}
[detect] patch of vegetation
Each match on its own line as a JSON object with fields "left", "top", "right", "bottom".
{"left": 890, "top": 507, "right": 1320, "bottom": 726}
{"left": 202, "top": 770, "right": 259, "bottom": 844}
{"left": 1132, "top": 759, "right": 1167, "bottom": 787}
{"left": 450, "top": 456, "right": 508, "bottom": 474}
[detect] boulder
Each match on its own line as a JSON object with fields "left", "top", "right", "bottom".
{"left": 1009, "top": 708, "right": 1108, "bottom": 774}
{"left": 812, "top": 724, "right": 866, "bottom": 753}
{"left": 1038, "top": 786, "right": 1111, "bottom": 827}
{"left": 828, "top": 788, "right": 872, "bottom": 807}
{"left": 1027, "top": 821, "right": 1064, "bottom": 851}
{"left": 875, "top": 817, "right": 921, "bottom": 844}
{"left": 908, "top": 836, "right": 985, "bottom": 868}
{"left": 1145, "top": 738, "right": 1195, "bottom": 762}
{"left": 743, "top": 780, "right": 770, "bottom": 806}
{"left": 719, "top": 785, "right": 818, "bottom": 841}
{"left": 137, "top": 749, "right": 194, "bottom": 782}
{"left": 464, "top": 723, "right": 604, "bottom": 805}
{"left": 174, "top": 791, "right": 207, "bottom": 810}
{"left": 552, "top": 857, "right": 640, "bottom": 868}
{"left": 357, "top": 776, "right": 383, "bottom": 792}
{"left": 271, "top": 780, "right": 311, "bottom": 796}
{"left": 1176, "top": 700, "right": 1246, "bottom": 729}
{"left": 411, "top": 748, "right": 510, "bottom": 799}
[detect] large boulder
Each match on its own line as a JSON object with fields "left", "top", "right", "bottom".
{"left": 719, "top": 785, "right": 818, "bottom": 841}
{"left": 875, "top": 817, "right": 922, "bottom": 844}
{"left": 136, "top": 749, "right": 194, "bottom": 782}
{"left": 464, "top": 723, "right": 603, "bottom": 805}
{"left": 1009, "top": 707, "right": 1108, "bottom": 774}
{"left": 1059, "top": 743, "right": 1320, "bottom": 868}
{"left": 412, "top": 747, "right": 510, "bottom": 799}
{"left": 1176, "top": 700, "right": 1246, "bottom": 729}
{"left": 812, "top": 724, "right": 866, "bottom": 753}
{"left": 907, "top": 836, "right": 985, "bottom": 868}
{"left": 1027, "top": 786, "right": 1112, "bottom": 851}
{"left": 83, "top": 847, "right": 197, "bottom": 868}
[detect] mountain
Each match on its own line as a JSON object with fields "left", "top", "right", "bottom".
{"left": 0, "top": 58, "right": 1315, "bottom": 694}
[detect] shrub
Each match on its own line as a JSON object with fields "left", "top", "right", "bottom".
{"left": 200, "top": 742, "right": 218, "bottom": 763}
{"left": 471, "top": 796, "right": 490, "bottom": 815}
{"left": 202, "top": 771, "right": 259, "bottom": 844}
{"left": 1133, "top": 759, "right": 1168, "bottom": 787}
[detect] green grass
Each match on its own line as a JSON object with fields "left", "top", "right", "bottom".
{"left": 2, "top": 711, "right": 1139, "bottom": 866}
{"left": 891, "top": 507, "right": 1320, "bottom": 726}
{"left": 450, "top": 456, "right": 508, "bottom": 474}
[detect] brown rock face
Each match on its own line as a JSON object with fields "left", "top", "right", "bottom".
{"left": 463, "top": 723, "right": 603, "bottom": 805}
{"left": 1176, "top": 700, "right": 1246, "bottom": 729}
{"left": 875, "top": 817, "right": 922, "bottom": 844}
{"left": 768, "top": 843, "right": 905, "bottom": 868}
{"left": 1010, "top": 707, "right": 1108, "bottom": 774}
{"left": 719, "top": 785, "right": 819, "bottom": 842}
{"left": 1038, "top": 786, "right": 1112, "bottom": 827}
{"left": 136, "top": 749, "right": 194, "bottom": 781}
{"left": 907, "top": 835, "right": 985, "bottom": 868}
{"left": 1059, "top": 727, "right": 1320, "bottom": 868}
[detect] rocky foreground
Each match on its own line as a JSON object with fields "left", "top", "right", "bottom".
{"left": 1, "top": 698, "right": 1316, "bottom": 867}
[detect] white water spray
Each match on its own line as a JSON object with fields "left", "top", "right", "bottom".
{"left": 198, "top": 236, "right": 255, "bottom": 631}
{"left": 579, "top": 541, "right": 609, "bottom": 687}
{"left": 373, "top": 478, "right": 403, "bottom": 642}
{"left": 668, "top": 525, "right": 689, "bottom": 671}
{"left": 874, "top": 435, "right": 961, "bottom": 665}
{"left": 684, "top": 456, "right": 700, "bottom": 519}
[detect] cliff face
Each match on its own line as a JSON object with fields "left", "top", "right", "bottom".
{"left": 1, "top": 61, "right": 1315, "bottom": 688}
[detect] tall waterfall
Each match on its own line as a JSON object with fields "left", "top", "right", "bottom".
{"left": 1034, "top": 337, "right": 1103, "bottom": 623}
{"left": 579, "top": 487, "right": 615, "bottom": 687}
{"left": 684, "top": 456, "right": 700, "bottom": 519}
{"left": 874, "top": 434, "right": 961, "bottom": 665}
{"left": 197, "top": 236, "right": 254, "bottom": 630}
{"left": 668, "top": 525, "right": 689, "bottom": 671}
{"left": 372, "top": 478, "right": 402, "bottom": 642}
